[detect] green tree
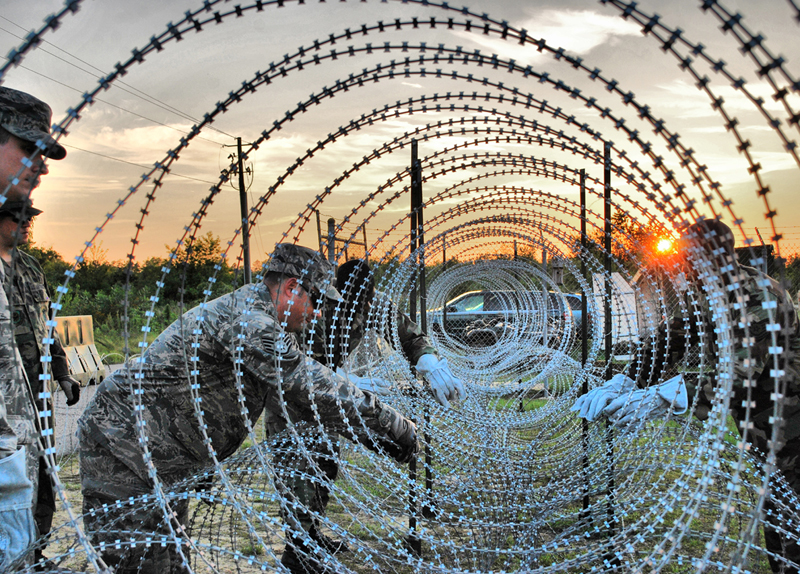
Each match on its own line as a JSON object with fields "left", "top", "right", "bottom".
{"left": 568, "top": 212, "right": 670, "bottom": 275}
{"left": 21, "top": 242, "right": 70, "bottom": 291}
{"left": 159, "top": 231, "right": 236, "bottom": 302}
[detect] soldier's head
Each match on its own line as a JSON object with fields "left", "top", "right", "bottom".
{"left": 337, "top": 259, "right": 375, "bottom": 312}
{"left": 0, "top": 87, "right": 66, "bottom": 201}
{"left": 264, "top": 243, "right": 343, "bottom": 333}
{"left": 685, "top": 219, "right": 735, "bottom": 258}
{"left": 682, "top": 218, "right": 737, "bottom": 282}
{"left": 0, "top": 198, "right": 41, "bottom": 249}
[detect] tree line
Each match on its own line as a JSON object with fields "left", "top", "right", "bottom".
{"left": 24, "top": 232, "right": 240, "bottom": 359}
{"left": 24, "top": 217, "right": 800, "bottom": 359}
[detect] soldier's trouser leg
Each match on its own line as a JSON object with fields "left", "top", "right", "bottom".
{"left": 33, "top": 456, "right": 56, "bottom": 562}
{"left": 269, "top": 429, "right": 340, "bottom": 535}
{"left": 80, "top": 437, "right": 191, "bottom": 574}
{"left": 0, "top": 447, "right": 36, "bottom": 570}
{"left": 763, "top": 456, "right": 800, "bottom": 574}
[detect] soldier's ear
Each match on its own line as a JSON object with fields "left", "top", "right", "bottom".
{"left": 283, "top": 276, "right": 301, "bottom": 295}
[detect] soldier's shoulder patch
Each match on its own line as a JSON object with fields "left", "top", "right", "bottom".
{"left": 260, "top": 332, "right": 297, "bottom": 357}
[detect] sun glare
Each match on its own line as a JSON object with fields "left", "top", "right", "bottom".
{"left": 656, "top": 238, "right": 674, "bottom": 253}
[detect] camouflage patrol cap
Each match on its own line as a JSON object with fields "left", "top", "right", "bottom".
{"left": 267, "top": 243, "right": 343, "bottom": 302}
{"left": 0, "top": 198, "right": 42, "bottom": 217}
{"left": 0, "top": 86, "right": 66, "bottom": 160}
{"left": 686, "top": 218, "right": 735, "bottom": 258}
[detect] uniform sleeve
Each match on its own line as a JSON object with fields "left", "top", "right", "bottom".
{"left": 238, "top": 311, "right": 394, "bottom": 438}
{"left": 729, "top": 273, "right": 791, "bottom": 392}
{"left": 48, "top": 329, "right": 70, "bottom": 380}
{"left": 385, "top": 303, "right": 436, "bottom": 365}
{"left": 297, "top": 358, "right": 397, "bottom": 438}
{"left": 0, "top": 274, "right": 19, "bottom": 458}
{"left": 40, "top": 270, "right": 70, "bottom": 380}
{"left": 0, "top": 394, "right": 17, "bottom": 459}
{"left": 626, "top": 311, "right": 714, "bottom": 414}
{"left": 626, "top": 317, "right": 686, "bottom": 387}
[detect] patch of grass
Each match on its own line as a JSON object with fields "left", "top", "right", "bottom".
{"left": 238, "top": 543, "right": 265, "bottom": 556}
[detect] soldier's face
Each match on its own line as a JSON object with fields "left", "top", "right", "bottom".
{"left": 0, "top": 135, "right": 49, "bottom": 200}
{"left": 0, "top": 212, "right": 32, "bottom": 249}
{"left": 278, "top": 278, "right": 321, "bottom": 333}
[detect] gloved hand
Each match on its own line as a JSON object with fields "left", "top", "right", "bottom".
{"left": 336, "top": 367, "right": 393, "bottom": 396}
{"left": 415, "top": 354, "right": 466, "bottom": 408}
{"left": 602, "top": 374, "right": 689, "bottom": 428}
{"left": 58, "top": 376, "right": 81, "bottom": 406}
{"left": 372, "top": 405, "right": 419, "bottom": 464}
{"left": 571, "top": 374, "right": 636, "bottom": 421}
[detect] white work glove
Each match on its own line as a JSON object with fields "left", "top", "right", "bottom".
{"left": 336, "top": 367, "right": 393, "bottom": 397}
{"left": 602, "top": 374, "right": 689, "bottom": 428}
{"left": 415, "top": 354, "right": 466, "bottom": 408}
{"left": 571, "top": 374, "right": 636, "bottom": 421}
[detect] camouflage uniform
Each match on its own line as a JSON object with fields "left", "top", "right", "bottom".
{"left": 0, "top": 262, "right": 37, "bottom": 569}
{"left": 628, "top": 263, "right": 800, "bottom": 572}
{"left": 293, "top": 293, "right": 433, "bottom": 538}
{"left": 0, "top": 86, "right": 67, "bottom": 569}
{"left": 311, "top": 292, "right": 435, "bottom": 369}
{"left": 78, "top": 277, "right": 415, "bottom": 573}
{"left": 2, "top": 249, "right": 69, "bottom": 551}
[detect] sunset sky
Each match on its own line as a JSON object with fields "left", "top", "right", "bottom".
{"left": 2, "top": 0, "right": 799, "bottom": 268}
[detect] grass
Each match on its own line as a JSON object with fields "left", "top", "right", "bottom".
{"left": 44, "top": 387, "right": 779, "bottom": 573}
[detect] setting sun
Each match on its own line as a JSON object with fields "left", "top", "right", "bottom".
{"left": 655, "top": 238, "right": 674, "bottom": 253}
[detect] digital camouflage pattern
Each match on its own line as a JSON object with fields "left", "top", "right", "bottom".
{"left": 3, "top": 249, "right": 69, "bottom": 553}
{"left": 0, "top": 86, "right": 66, "bottom": 160}
{"left": 627, "top": 263, "right": 800, "bottom": 571}
{"left": 267, "top": 243, "right": 342, "bottom": 302}
{"left": 312, "top": 291, "right": 435, "bottom": 369}
{"left": 0, "top": 255, "right": 48, "bottom": 497}
{"left": 0, "top": 263, "right": 22, "bottom": 459}
{"left": 2, "top": 250, "right": 69, "bottom": 390}
{"left": 0, "top": 260, "right": 38, "bottom": 568}
{"left": 78, "top": 280, "right": 416, "bottom": 569}
{"left": 79, "top": 434, "right": 192, "bottom": 574}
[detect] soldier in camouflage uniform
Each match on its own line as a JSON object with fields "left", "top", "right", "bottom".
{"left": 78, "top": 243, "right": 419, "bottom": 574}
{"left": 0, "top": 200, "right": 81, "bottom": 567}
{"left": 312, "top": 258, "right": 465, "bottom": 407}
{"left": 574, "top": 220, "right": 800, "bottom": 573}
{"left": 0, "top": 86, "right": 69, "bottom": 570}
{"left": 0, "top": 262, "right": 37, "bottom": 570}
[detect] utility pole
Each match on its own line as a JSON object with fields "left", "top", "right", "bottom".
{"left": 225, "top": 138, "right": 253, "bottom": 284}
{"left": 236, "top": 138, "right": 251, "bottom": 284}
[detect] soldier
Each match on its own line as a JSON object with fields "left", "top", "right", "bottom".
{"left": 0, "top": 86, "right": 72, "bottom": 570}
{"left": 276, "top": 258, "right": 466, "bottom": 566}
{"left": 78, "top": 243, "right": 419, "bottom": 574}
{"left": 572, "top": 219, "right": 800, "bottom": 573}
{"left": 0, "top": 199, "right": 81, "bottom": 569}
{"left": 0, "top": 263, "right": 36, "bottom": 571}
{"left": 313, "top": 258, "right": 466, "bottom": 407}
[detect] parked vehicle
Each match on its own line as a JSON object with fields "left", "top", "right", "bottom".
{"left": 561, "top": 293, "right": 592, "bottom": 329}
{"left": 429, "top": 290, "right": 579, "bottom": 344}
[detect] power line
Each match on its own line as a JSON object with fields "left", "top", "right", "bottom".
{"left": 63, "top": 142, "right": 218, "bottom": 185}
{"left": 0, "top": 19, "right": 236, "bottom": 140}
{"left": 1, "top": 54, "right": 229, "bottom": 147}
{"left": 0, "top": 20, "right": 215, "bottom": 128}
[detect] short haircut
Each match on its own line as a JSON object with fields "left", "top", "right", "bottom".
{"left": 0, "top": 126, "right": 11, "bottom": 145}
{"left": 264, "top": 271, "right": 287, "bottom": 290}
{"left": 687, "top": 219, "right": 735, "bottom": 259}
{"left": 336, "top": 259, "right": 374, "bottom": 306}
